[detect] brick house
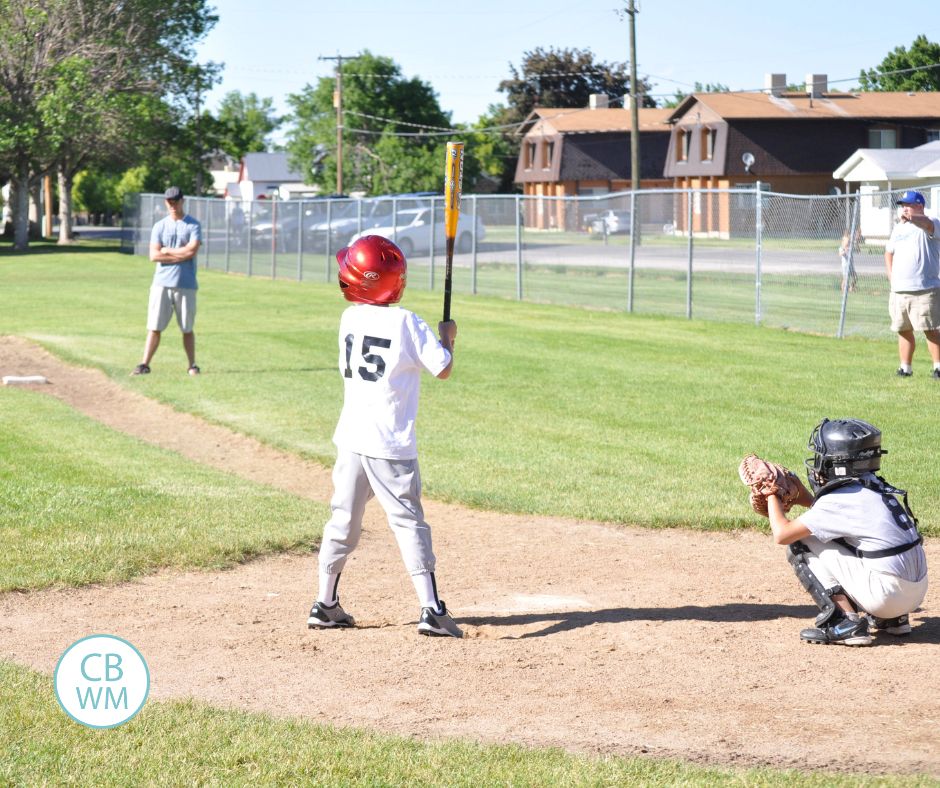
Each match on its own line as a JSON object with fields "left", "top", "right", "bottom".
{"left": 514, "top": 98, "right": 672, "bottom": 230}
{"left": 664, "top": 75, "right": 940, "bottom": 237}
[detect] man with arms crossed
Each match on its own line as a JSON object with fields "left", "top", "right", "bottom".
{"left": 132, "top": 186, "right": 202, "bottom": 376}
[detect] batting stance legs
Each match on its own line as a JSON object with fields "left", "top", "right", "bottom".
{"left": 315, "top": 449, "right": 452, "bottom": 626}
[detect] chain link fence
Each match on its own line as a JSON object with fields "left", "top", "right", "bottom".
{"left": 122, "top": 185, "right": 939, "bottom": 339}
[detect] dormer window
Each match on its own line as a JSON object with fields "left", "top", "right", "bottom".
{"left": 676, "top": 129, "right": 689, "bottom": 162}
{"left": 701, "top": 128, "right": 715, "bottom": 161}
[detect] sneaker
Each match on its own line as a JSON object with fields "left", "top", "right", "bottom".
{"left": 932, "top": 369, "right": 940, "bottom": 380}
{"left": 307, "top": 600, "right": 355, "bottom": 629}
{"left": 188, "top": 365, "right": 201, "bottom": 376}
{"left": 417, "top": 601, "right": 463, "bottom": 638}
{"left": 800, "top": 614, "right": 871, "bottom": 646}
{"left": 896, "top": 368, "right": 913, "bottom": 377}
{"left": 872, "top": 613, "right": 911, "bottom": 636}
{"left": 130, "top": 363, "right": 151, "bottom": 376}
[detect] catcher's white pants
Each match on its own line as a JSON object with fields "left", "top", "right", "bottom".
{"left": 318, "top": 449, "right": 436, "bottom": 577}
{"left": 802, "top": 535, "right": 928, "bottom": 619}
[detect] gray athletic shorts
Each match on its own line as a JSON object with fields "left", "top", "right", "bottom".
{"left": 318, "top": 449, "right": 436, "bottom": 577}
{"left": 889, "top": 289, "right": 940, "bottom": 332}
{"left": 147, "top": 285, "right": 196, "bottom": 333}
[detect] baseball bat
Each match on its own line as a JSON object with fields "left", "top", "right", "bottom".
{"left": 442, "top": 141, "right": 464, "bottom": 322}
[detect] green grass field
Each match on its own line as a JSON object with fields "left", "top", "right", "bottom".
{"left": 1, "top": 240, "right": 937, "bottom": 784}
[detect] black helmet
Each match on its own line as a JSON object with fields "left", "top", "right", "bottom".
{"left": 805, "top": 418, "right": 885, "bottom": 492}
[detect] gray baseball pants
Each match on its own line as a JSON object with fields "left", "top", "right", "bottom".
{"left": 318, "top": 449, "right": 436, "bottom": 576}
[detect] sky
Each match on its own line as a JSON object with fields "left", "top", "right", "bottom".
{"left": 195, "top": 0, "right": 928, "bottom": 136}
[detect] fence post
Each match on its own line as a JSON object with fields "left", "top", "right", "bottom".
{"left": 686, "top": 189, "right": 694, "bottom": 319}
{"left": 754, "top": 182, "right": 763, "bottom": 325}
{"left": 204, "top": 198, "right": 211, "bottom": 269}
{"left": 224, "top": 203, "right": 230, "bottom": 273}
{"left": 324, "top": 200, "right": 332, "bottom": 282}
{"left": 628, "top": 190, "right": 636, "bottom": 313}
{"left": 297, "top": 201, "right": 304, "bottom": 282}
{"left": 471, "top": 195, "right": 478, "bottom": 295}
{"left": 837, "top": 195, "right": 860, "bottom": 339}
{"left": 515, "top": 194, "right": 523, "bottom": 300}
{"left": 247, "top": 201, "right": 254, "bottom": 277}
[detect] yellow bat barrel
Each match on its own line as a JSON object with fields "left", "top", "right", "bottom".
{"left": 444, "top": 141, "right": 465, "bottom": 241}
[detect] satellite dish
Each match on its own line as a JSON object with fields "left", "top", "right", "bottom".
{"left": 742, "top": 152, "right": 755, "bottom": 173}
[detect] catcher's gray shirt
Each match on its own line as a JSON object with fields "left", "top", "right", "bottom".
{"left": 800, "top": 475, "right": 927, "bottom": 583}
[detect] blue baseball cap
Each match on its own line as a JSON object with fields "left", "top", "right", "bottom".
{"left": 896, "top": 190, "right": 925, "bottom": 206}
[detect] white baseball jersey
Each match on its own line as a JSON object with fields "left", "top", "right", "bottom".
{"left": 799, "top": 474, "right": 927, "bottom": 582}
{"left": 332, "top": 304, "right": 451, "bottom": 460}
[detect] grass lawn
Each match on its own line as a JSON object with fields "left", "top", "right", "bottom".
{"left": 1, "top": 241, "right": 937, "bottom": 538}
{"left": 1, "top": 240, "right": 936, "bottom": 785}
{"left": 1, "top": 662, "right": 931, "bottom": 787}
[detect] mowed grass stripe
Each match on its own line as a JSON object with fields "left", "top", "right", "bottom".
{"left": 1, "top": 244, "right": 937, "bottom": 535}
{"left": 0, "top": 386, "right": 326, "bottom": 591}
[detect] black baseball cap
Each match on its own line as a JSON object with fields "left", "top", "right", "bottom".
{"left": 164, "top": 186, "right": 184, "bottom": 201}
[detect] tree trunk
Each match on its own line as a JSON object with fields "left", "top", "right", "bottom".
{"left": 12, "top": 166, "right": 30, "bottom": 251}
{"left": 58, "top": 169, "right": 76, "bottom": 244}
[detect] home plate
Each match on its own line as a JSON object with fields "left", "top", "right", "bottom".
{"left": 499, "top": 594, "right": 591, "bottom": 613}
{"left": 2, "top": 375, "right": 49, "bottom": 386}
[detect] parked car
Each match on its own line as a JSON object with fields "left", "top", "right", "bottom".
{"left": 349, "top": 207, "right": 485, "bottom": 256}
{"left": 317, "top": 194, "right": 440, "bottom": 251}
{"left": 589, "top": 209, "right": 633, "bottom": 235}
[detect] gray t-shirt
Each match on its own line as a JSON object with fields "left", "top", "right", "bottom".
{"left": 150, "top": 214, "right": 201, "bottom": 289}
{"left": 800, "top": 474, "right": 927, "bottom": 582}
{"left": 885, "top": 217, "right": 940, "bottom": 292}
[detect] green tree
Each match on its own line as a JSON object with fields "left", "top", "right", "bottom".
{"left": 463, "top": 104, "right": 519, "bottom": 193}
{"left": 216, "top": 91, "right": 282, "bottom": 161}
{"left": 285, "top": 51, "right": 454, "bottom": 195}
{"left": 859, "top": 35, "right": 940, "bottom": 92}
{"left": 497, "top": 47, "right": 654, "bottom": 127}
{"left": 0, "top": 0, "right": 218, "bottom": 249}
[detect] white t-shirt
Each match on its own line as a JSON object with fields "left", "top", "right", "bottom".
{"left": 800, "top": 474, "right": 927, "bottom": 582}
{"left": 885, "top": 217, "right": 940, "bottom": 292}
{"left": 332, "top": 304, "right": 451, "bottom": 460}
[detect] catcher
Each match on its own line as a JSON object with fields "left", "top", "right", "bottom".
{"left": 739, "top": 418, "right": 928, "bottom": 646}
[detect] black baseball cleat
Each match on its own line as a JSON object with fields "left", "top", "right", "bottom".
{"left": 871, "top": 613, "right": 911, "bottom": 636}
{"left": 417, "top": 600, "right": 463, "bottom": 638}
{"left": 800, "top": 613, "right": 871, "bottom": 646}
{"left": 307, "top": 600, "right": 355, "bottom": 629}
{"left": 896, "top": 368, "right": 913, "bottom": 377}
{"left": 932, "top": 369, "right": 940, "bottom": 380}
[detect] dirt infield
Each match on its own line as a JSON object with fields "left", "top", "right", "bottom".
{"left": 1, "top": 335, "right": 938, "bottom": 777}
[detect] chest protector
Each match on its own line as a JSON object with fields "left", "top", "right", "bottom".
{"left": 814, "top": 474, "right": 923, "bottom": 559}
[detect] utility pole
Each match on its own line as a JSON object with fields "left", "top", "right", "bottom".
{"left": 319, "top": 53, "right": 358, "bottom": 195}
{"left": 626, "top": 0, "right": 640, "bottom": 194}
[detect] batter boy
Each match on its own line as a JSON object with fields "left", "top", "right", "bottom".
{"left": 307, "top": 235, "right": 463, "bottom": 638}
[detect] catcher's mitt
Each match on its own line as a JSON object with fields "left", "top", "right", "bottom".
{"left": 738, "top": 454, "right": 801, "bottom": 516}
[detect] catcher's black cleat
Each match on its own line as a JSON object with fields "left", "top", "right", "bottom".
{"left": 896, "top": 368, "right": 913, "bottom": 377}
{"left": 932, "top": 369, "right": 940, "bottom": 380}
{"left": 800, "top": 613, "right": 871, "bottom": 646}
{"left": 871, "top": 613, "right": 911, "bottom": 636}
{"left": 417, "top": 601, "right": 463, "bottom": 638}
{"left": 307, "top": 600, "right": 355, "bottom": 629}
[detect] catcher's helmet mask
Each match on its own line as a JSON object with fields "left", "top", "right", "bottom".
{"left": 336, "top": 235, "right": 407, "bottom": 305}
{"left": 805, "top": 418, "right": 885, "bottom": 493}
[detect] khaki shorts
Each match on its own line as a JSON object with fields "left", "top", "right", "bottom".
{"left": 889, "top": 289, "right": 940, "bottom": 332}
{"left": 147, "top": 285, "right": 196, "bottom": 333}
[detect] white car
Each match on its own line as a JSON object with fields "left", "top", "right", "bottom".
{"left": 348, "top": 207, "right": 485, "bottom": 257}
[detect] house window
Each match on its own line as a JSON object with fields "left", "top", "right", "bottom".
{"left": 544, "top": 141, "right": 554, "bottom": 169}
{"left": 676, "top": 130, "right": 689, "bottom": 162}
{"left": 868, "top": 128, "right": 897, "bottom": 149}
{"left": 526, "top": 141, "right": 537, "bottom": 169}
{"left": 700, "top": 128, "right": 715, "bottom": 161}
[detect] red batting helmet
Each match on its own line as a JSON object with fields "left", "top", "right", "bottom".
{"left": 336, "top": 235, "right": 407, "bottom": 305}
